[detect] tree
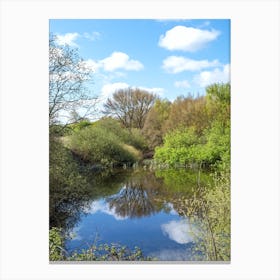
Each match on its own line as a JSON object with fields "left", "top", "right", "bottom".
{"left": 205, "top": 83, "right": 230, "bottom": 128}
{"left": 49, "top": 34, "right": 97, "bottom": 125}
{"left": 164, "top": 94, "right": 209, "bottom": 135}
{"left": 103, "top": 88, "right": 157, "bottom": 129}
{"left": 142, "top": 99, "right": 171, "bottom": 150}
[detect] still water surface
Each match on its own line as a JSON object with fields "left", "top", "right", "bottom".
{"left": 50, "top": 168, "right": 212, "bottom": 261}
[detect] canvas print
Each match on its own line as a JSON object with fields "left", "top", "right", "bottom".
{"left": 49, "top": 19, "right": 230, "bottom": 262}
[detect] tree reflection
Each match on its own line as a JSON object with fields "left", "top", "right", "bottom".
{"left": 49, "top": 139, "right": 127, "bottom": 232}
{"left": 49, "top": 139, "right": 92, "bottom": 232}
{"left": 106, "top": 172, "right": 163, "bottom": 218}
{"left": 50, "top": 151, "right": 230, "bottom": 261}
{"left": 50, "top": 168, "right": 130, "bottom": 232}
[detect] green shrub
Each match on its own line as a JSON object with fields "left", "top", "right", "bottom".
{"left": 70, "top": 120, "right": 92, "bottom": 132}
{"left": 154, "top": 120, "right": 230, "bottom": 169}
{"left": 154, "top": 128, "right": 200, "bottom": 166}
{"left": 49, "top": 227, "right": 65, "bottom": 261}
{"left": 69, "top": 125, "right": 137, "bottom": 165}
{"left": 94, "top": 118, "right": 147, "bottom": 150}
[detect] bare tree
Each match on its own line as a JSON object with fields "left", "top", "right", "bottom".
{"left": 103, "top": 88, "right": 157, "bottom": 129}
{"left": 49, "top": 34, "right": 97, "bottom": 125}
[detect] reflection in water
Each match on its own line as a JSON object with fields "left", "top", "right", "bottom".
{"left": 161, "top": 220, "right": 193, "bottom": 244}
{"left": 50, "top": 166, "right": 230, "bottom": 261}
{"left": 49, "top": 184, "right": 92, "bottom": 232}
{"left": 106, "top": 184, "right": 156, "bottom": 218}
{"left": 85, "top": 199, "right": 127, "bottom": 220}
{"left": 50, "top": 168, "right": 130, "bottom": 232}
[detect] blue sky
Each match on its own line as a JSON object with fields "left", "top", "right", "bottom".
{"left": 50, "top": 19, "right": 230, "bottom": 103}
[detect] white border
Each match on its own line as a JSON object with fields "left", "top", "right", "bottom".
{"left": 0, "top": 0, "right": 279, "bottom": 279}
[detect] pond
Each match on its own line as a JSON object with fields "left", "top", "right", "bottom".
{"left": 50, "top": 167, "right": 225, "bottom": 261}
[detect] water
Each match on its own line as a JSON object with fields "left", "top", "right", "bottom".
{"left": 50, "top": 168, "right": 214, "bottom": 261}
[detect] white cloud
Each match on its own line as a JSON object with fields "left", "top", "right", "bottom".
{"left": 98, "top": 83, "right": 164, "bottom": 102}
{"left": 161, "top": 220, "right": 193, "bottom": 244}
{"left": 159, "top": 25, "right": 220, "bottom": 52}
{"left": 162, "top": 56, "right": 220, "bottom": 73}
{"left": 139, "top": 87, "right": 165, "bottom": 96}
{"left": 55, "top": 32, "right": 79, "bottom": 47}
{"left": 83, "top": 31, "right": 100, "bottom": 41}
{"left": 84, "top": 52, "right": 143, "bottom": 73}
{"left": 99, "top": 82, "right": 129, "bottom": 100}
{"left": 100, "top": 52, "right": 144, "bottom": 72}
{"left": 99, "top": 82, "right": 164, "bottom": 100}
{"left": 194, "top": 64, "right": 230, "bottom": 87}
{"left": 174, "top": 80, "right": 191, "bottom": 88}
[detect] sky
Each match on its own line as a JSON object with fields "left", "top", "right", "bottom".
{"left": 49, "top": 19, "right": 230, "bottom": 104}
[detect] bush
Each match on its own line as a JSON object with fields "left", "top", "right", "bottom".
{"left": 94, "top": 118, "right": 147, "bottom": 150}
{"left": 69, "top": 125, "right": 138, "bottom": 166}
{"left": 49, "top": 227, "right": 65, "bottom": 261}
{"left": 154, "top": 128, "right": 200, "bottom": 166}
{"left": 154, "top": 120, "right": 230, "bottom": 169}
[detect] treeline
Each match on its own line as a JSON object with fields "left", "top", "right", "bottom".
{"left": 153, "top": 83, "right": 230, "bottom": 171}
{"left": 53, "top": 82, "right": 230, "bottom": 172}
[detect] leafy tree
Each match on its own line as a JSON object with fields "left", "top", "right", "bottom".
{"left": 201, "top": 120, "right": 230, "bottom": 168}
{"left": 154, "top": 83, "right": 230, "bottom": 169}
{"left": 206, "top": 83, "right": 230, "bottom": 128}
{"left": 142, "top": 99, "right": 171, "bottom": 150}
{"left": 154, "top": 128, "right": 201, "bottom": 166}
{"left": 164, "top": 95, "right": 209, "bottom": 135}
{"left": 49, "top": 34, "right": 97, "bottom": 125}
{"left": 103, "top": 88, "right": 157, "bottom": 129}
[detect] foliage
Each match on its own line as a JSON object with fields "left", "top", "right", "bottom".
{"left": 154, "top": 83, "right": 230, "bottom": 169}
{"left": 164, "top": 94, "right": 209, "bottom": 135}
{"left": 69, "top": 120, "right": 141, "bottom": 165}
{"left": 49, "top": 124, "right": 73, "bottom": 137}
{"left": 49, "top": 227, "right": 155, "bottom": 261}
{"left": 202, "top": 120, "right": 230, "bottom": 168}
{"left": 142, "top": 99, "right": 171, "bottom": 149}
{"left": 94, "top": 118, "right": 147, "bottom": 150}
{"left": 49, "top": 34, "right": 97, "bottom": 125}
{"left": 204, "top": 171, "right": 230, "bottom": 260}
{"left": 49, "top": 227, "right": 65, "bottom": 261}
{"left": 103, "top": 88, "right": 157, "bottom": 129}
{"left": 70, "top": 119, "right": 92, "bottom": 132}
{"left": 68, "top": 244, "right": 155, "bottom": 261}
{"left": 206, "top": 83, "right": 230, "bottom": 128}
{"left": 185, "top": 170, "right": 231, "bottom": 261}
{"left": 154, "top": 128, "right": 201, "bottom": 166}
{"left": 49, "top": 138, "right": 92, "bottom": 230}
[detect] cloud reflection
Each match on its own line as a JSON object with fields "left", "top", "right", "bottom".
{"left": 69, "top": 225, "right": 82, "bottom": 240}
{"left": 161, "top": 220, "right": 193, "bottom": 244}
{"left": 164, "top": 202, "right": 178, "bottom": 215}
{"left": 85, "top": 199, "right": 128, "bottom": 220}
